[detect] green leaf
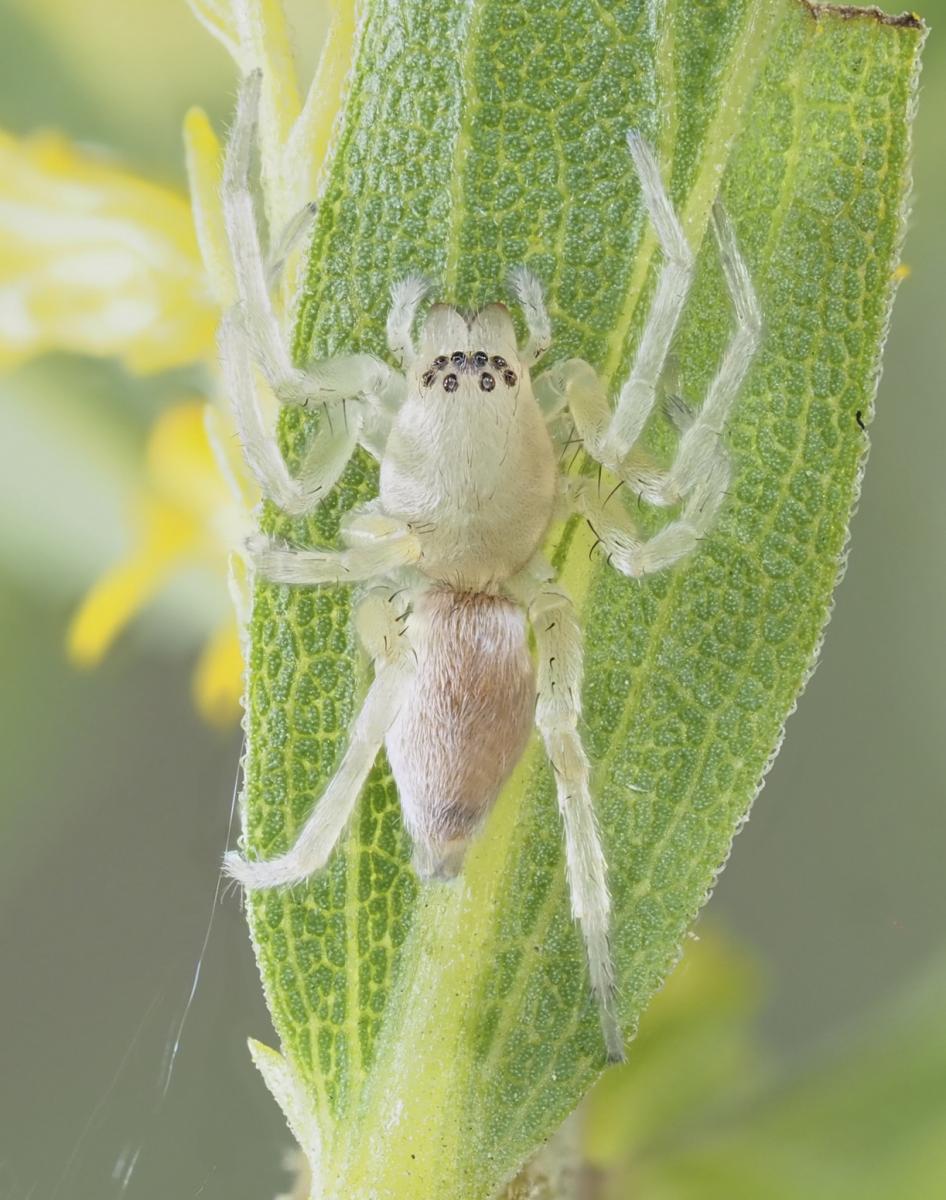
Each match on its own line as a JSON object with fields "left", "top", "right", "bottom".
{"left": 239, "top": 2, "right": 925, "bottom": 1196}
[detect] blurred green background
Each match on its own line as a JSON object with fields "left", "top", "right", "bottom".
{"left": 0, "top": 3, "right": 943, "bottom": 1198}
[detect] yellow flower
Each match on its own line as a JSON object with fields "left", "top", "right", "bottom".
{"left": 0, "top": 128, "right": 216, "bottom": 372}
{"left": 66, "top": 401, "right": 250, "bottom": 726}
{"left": 0, "top": 0, "right": 357, "bottom": 723}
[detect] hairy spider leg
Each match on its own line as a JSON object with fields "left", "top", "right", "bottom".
{"left": 387, "top": 274, "right": 432, "bottom": 365}
{"left": 245, "top": 503, "right": 423, "bottom": 586}
{"left": 224, "top": 587, "right": 414, "bottom": 888}
{"left": 265, "top": 200, "right": 317, "bottom": 290}
{"left": 662, "top": 201, "right": 762, "bottom": 503}
{"left": 221, "top": 71, "right": 402, "bottom": 513}
{"left": 564, "top": 201, "right": 760, "bottom": 578}
{"left": 219, "top": 311, "right": 360, "bottom": 515}
{"left": 510, "top": 565, "right": 624, "bottom": 1062}
{"left": 508, "top": 267, "right": 552, "bottom": 364}
{"left": 534, "top": 360, "right": 675, "bottom": 506}
{"left": 591, "top": 134, "right": 696, "bottom": 474}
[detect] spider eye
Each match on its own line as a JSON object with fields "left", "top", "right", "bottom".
{"left": 421, "top": 370, "right": 436, "bottom": 387}
{"left": 472, "top": 350, "right": 488, "bottom": 368}
{"left": 450, "top": 351, "right": 466, "bottom": 367}
{"left": 491, "top": 355, "right": 507, "bottom": 369}
{"left": 480, "top": 373, "right": 495, "bottom": 392}
{"left": 443, "top": 373, "right": 459, "bottom": 392}
{"left": 502, "top": 369, "right": 518, "bottom": 387}
{"left": 433, "top": 355, "right": 448, "bottom": 368}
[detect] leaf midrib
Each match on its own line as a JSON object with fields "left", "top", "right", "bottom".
{"left": 444, "top": 0, "right": 482, "bottom": 294}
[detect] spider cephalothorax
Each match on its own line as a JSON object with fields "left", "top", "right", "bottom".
{"left": 221, "top": 71, "right": 761, "bottom": 1064}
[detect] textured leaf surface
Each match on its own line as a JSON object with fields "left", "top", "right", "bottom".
{"left": 240, "top": 2, "right": 924, "bottom": 1196}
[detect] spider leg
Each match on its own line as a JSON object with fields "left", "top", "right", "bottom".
{"left": 508, "top": 565, "right": 624, "bottom": 1062}
{"left": 387, "top": 274, "right": 431, "bottom": 364}
{"left": 509, "top": 267, "right": 552, "bottom": 365}
{"left": 247, "top": 506, "right": 423, "bottom": 586}
{"left": 265, "top": 200, "right": 318, "bottom": 290}
{"left": 599, "top": 134, "right": 694, "bottom": 469}
{"left": 535, "top": 361, "right": 674, "bottom": 506}
{"left": 530, "top": 368, "right": 579, "bottom": 464}
{"left": 219, "top": 310, "right": 362, "bottom": 514}
{"left": 224, "top": 586, "right": 414, "bottom": 889}
{"left": 221, "top": 71, "right": 402, "bottom": 512}
{"left": 224, "top": 71, "right": 398, "bottom": 408}
{"left": 566, "top": 451, "right": 728, "bottom": 578}
{"left": 662, "top": 201, "right": 761, "bottom": 504}
{"left": 532, "top": 365, "right": 570, "bottom": 421}
{"left": 562, "top": 198, "right": 760, "bottom": 578}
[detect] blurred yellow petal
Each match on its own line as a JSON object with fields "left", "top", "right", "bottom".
{"left": 204, "top": 399, "right": 259, "bottom": 514}
{"left": 184, "top": 107, "right": 235, "bottom": 308}
{"left": 67, "top": 402, "right": 242, "bottom": 677}
{"left": 66, "top": 500, "right": 197, "bottom": 666}
{"left": 186, "top": 0, "right": 241, "bottom": 62}
{"left": 234, "top": 0, "right": 302, "bottom": 139}
{"left": 146, "top": 401, "right": 234, "bottom": 529}
{"left": 187, "top": 0, "right": 306, "bottom": 225}
{"left": 288, "top": 0, "right": 358, "bottom": 208}
{"left": 49, "top": 1, "right": 348, "bottom": 722}
{"left": 0, "top": 128, "right": 217, "bottom": 373}
{"left": 192, "top": 617, "right": 245, "bottom": 726}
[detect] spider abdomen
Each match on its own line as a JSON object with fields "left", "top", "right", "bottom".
{"left": 386, "top": 587, "right": 534, "bottom": 880}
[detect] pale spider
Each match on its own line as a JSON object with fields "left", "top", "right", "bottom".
{"left": 222, "top": 72, "right": 761, "bottom": 1062}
